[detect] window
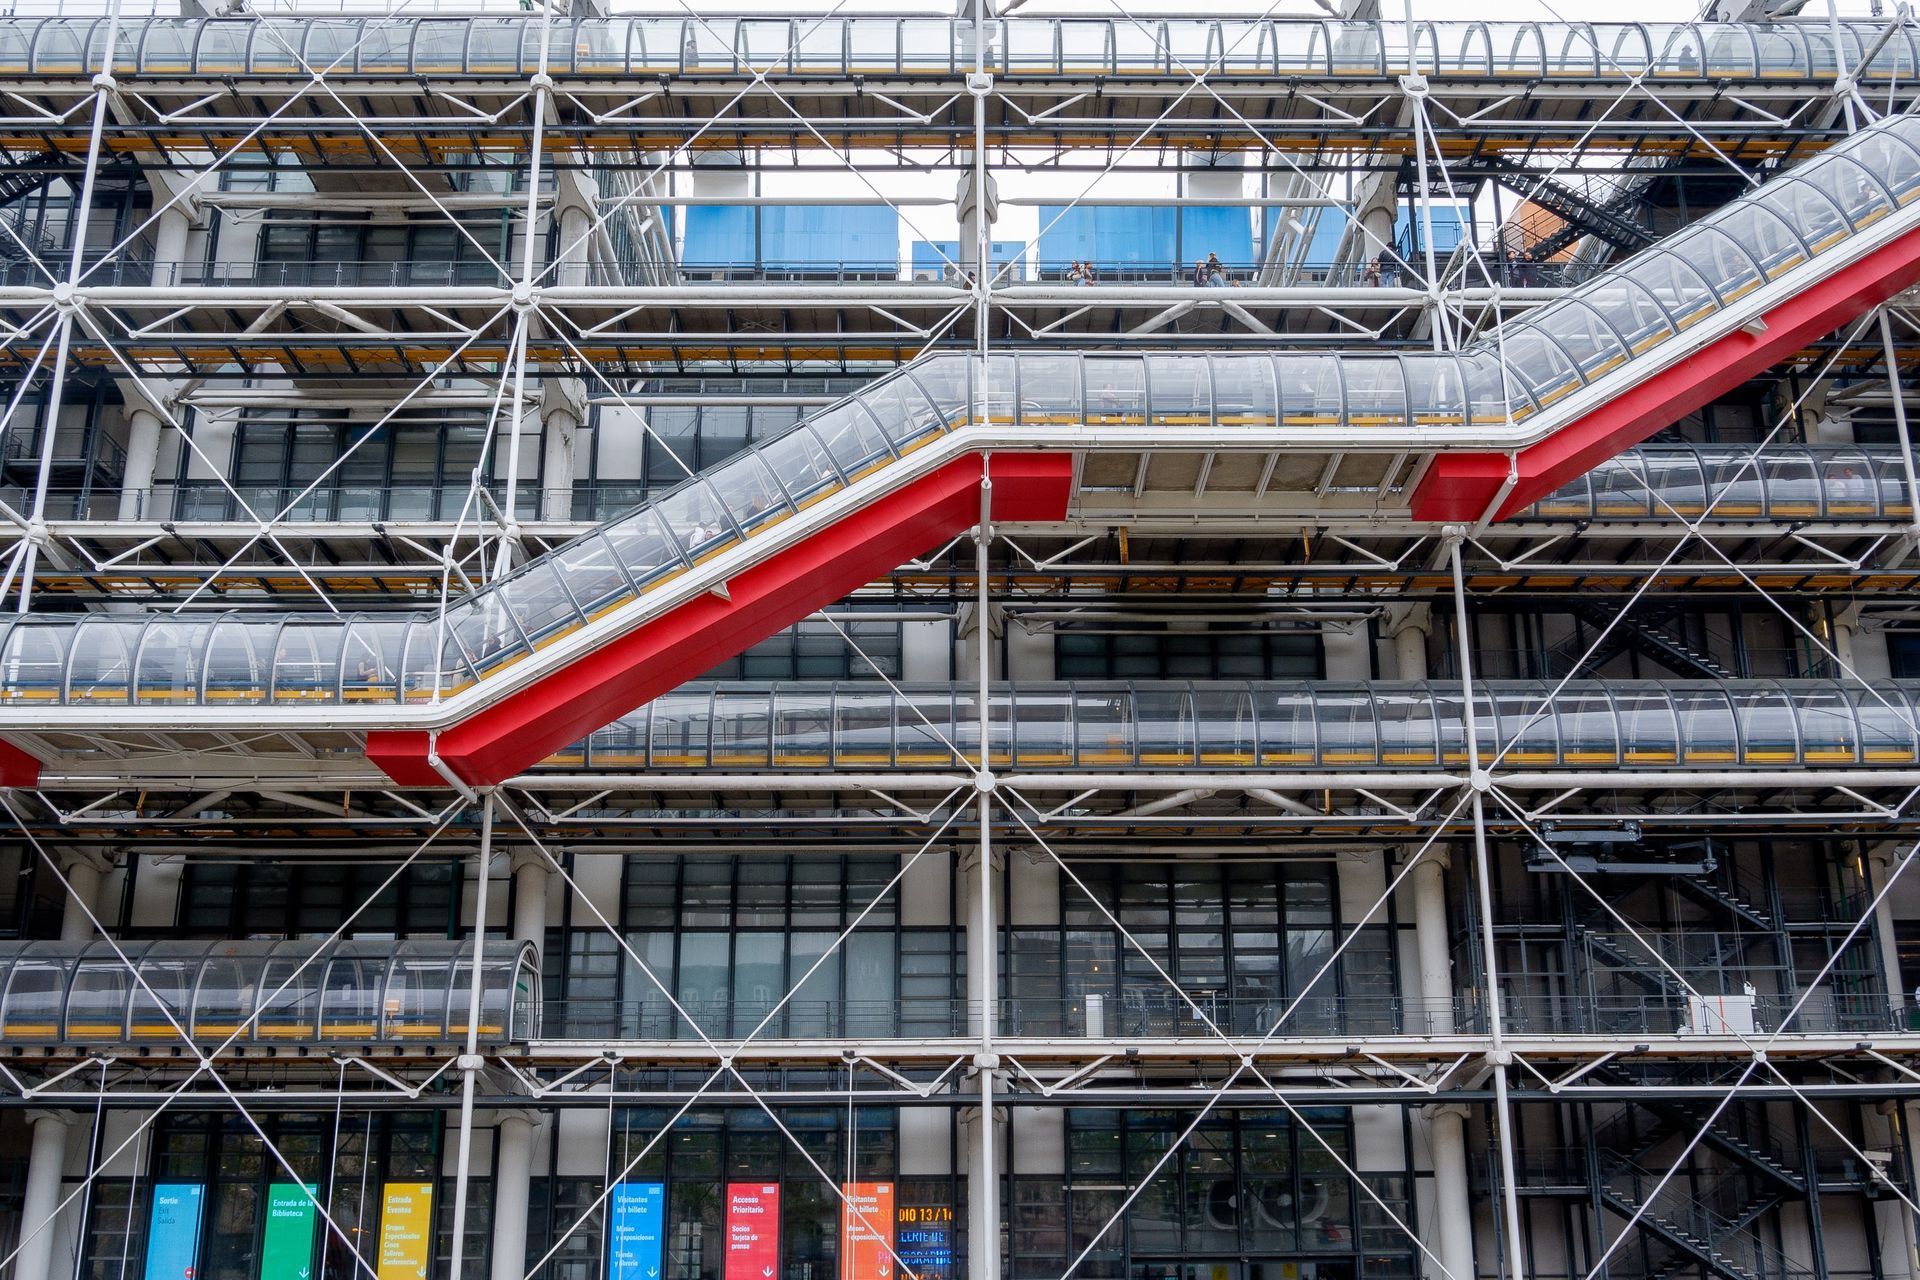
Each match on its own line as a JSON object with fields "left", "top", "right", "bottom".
{"left": 1057, "top": 626, "right": 1323, "bottom": 680}
{"left": 176, "top": 860, "right": 459, "bottom": 938}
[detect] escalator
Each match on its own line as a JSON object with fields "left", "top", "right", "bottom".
{"left": 4, "top": 117, "right": 1920, "bottom": 788}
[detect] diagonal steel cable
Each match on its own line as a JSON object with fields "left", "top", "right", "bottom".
{"left": 496, "top": 787, "right": 967, "bottom": 1280}
{"left": 0, "top": 789, "right": 466, "bottom": 1280}
{"left": 996, "top": 782, "right": 1479, "bottom": 1280}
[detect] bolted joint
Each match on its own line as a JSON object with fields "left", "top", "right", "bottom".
{"left": 972, "top": 1051, "right": 1000, "bottom": 1070}
{"left": 1398, "top": 73, "right": 1428, "bottom": 97}
{"left": 966, "top": 71, "right": 993, "bottom": 95}
{"left": 50, "top": 281, "right": 78, "bottom": 313}
{"left": 1468, "top": 769, "right": 1493, "bottom": 793}
{"left": 511, "top": 283, "right": 537, "bottom": 312}
{"left": 529, "top": 71, "right": 554, "bottom": 92}
{"left": 457, "top": 1053, "right": 485, "bottom": 1071}
{"left": 91, "top": 72, "right": 116, "bottom": 93}
{"left": 973, "top": 770, "right": 996, "bottom": 795}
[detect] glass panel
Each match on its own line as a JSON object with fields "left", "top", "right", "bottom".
{"left": 602, "top": 507, "right": 687, "bottom": 587}
{"left": 1146, "top": 356, "right": 1210, "bottom": 425}
{"left": 1619, "top": 246, "right": 1724, "bottom": 332}
{"left": 135, "top": 620, "right": 210, "bottom": 704}
{"left": 1842, "top": 130, "right": 1920, "bottom": 205}
{"left": 755, "top": 427, "right": 842, "bottom": 507}
{"left": 1, "top": 622, "right": 70, "bottom": 703}
{"left": 1275, "top": 355, "right": 1344, "bottom": 424}
{"left": 1342, "top": 358, "right": 1409, "bottom": 426}
{"left": 808, "top": 403, "right": 894, "bottom": 476}
{"left": 1211, "top": 355, "right": 1277, "bottom": 425}
{"left": 1575, "top": 276, "right": 1675, "bottom": 354}
{"left": 65, "top": 618, "right": 133, "bottom": 704}
{"left": 1750, "top": 176, "right": 1850, "bottom": 254}
{"left": 66, "top": 952, "right": 136, "bottom": 1039}
{"left": 496, "top": 560, "right": 584, "bottom": 648}
{"left": 1016, "top": 355, "right": 1082, "bottom": 425}
{"left": 1793, "top": 154, "right": 1895, "bottom": 229}
{"left": 1404, "top": 355, "right": 1467, "bottom": 425}
{"left": 1531, "top": 300, "right": 1629, "bottom": 381}
{"left": 273, "top": 618, "right": 346, "bottom": 702}
{"left": 1497, "top": 323, "right": 1582, "bottom": 407}
{"left": 202, "top": 618, "right": 275, "bottom": 704}
{"left": 1698, "top": 207, "right": 1801, "bottom": 281}
{"left": 1083, "top": 357, "right": 1147, "bottom": 424}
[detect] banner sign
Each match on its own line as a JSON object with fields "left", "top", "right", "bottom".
{"left": 895, "top": 1203, "right": 953, "bottom": 1280}
{"left": 375, "top": 1182, "right": 434, "bottom": 1280}
{"left": 143, "top": 1183, "right": 205, "bottom": 1280}
{"left": 608, "top": 1182, "right": 667, "bottom": 1280}
{"left": 260, "top": 1183, "right": 318, "bottom": 1280}
{"left": 724, "top": 1183, "right": 780, "bottom": 1280}
{"left": 839, "top": 1182, "right": 895, "bottom": 1280}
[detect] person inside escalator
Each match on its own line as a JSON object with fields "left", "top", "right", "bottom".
{"left": 1205, "top": 252, "right": 1226, "bottom": 286}
{"left": 1192, "top": 258, "right": 1209, "bottom": 287}
{"left": 1363, "top": 257, "right": 1381, "bottom": 287}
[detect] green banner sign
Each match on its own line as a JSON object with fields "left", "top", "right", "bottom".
{"left": 260, "top": 1183, "right": 318, "bottom": 1280}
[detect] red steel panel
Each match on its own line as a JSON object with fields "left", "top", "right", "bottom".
{"left": 367, "top": 450, "right": 1072, "bottom": 787}
{"left": 1409, "top": 224, "right": 1920, "bottom": 523}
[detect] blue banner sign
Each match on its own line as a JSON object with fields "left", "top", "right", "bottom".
{"left": 608, "top": 1182, "right": 667, "bottom": 1280}
{"left": 144, "top": 1183, "right": 206, "bottom": 1280}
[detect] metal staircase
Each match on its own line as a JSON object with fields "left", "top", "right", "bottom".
{"left": 1591, "top": 1088, "right": 1811, "bottom": 1280}
{"left": 1462, "top": 155, "right": 1656, "bottom": 262}
{"left": 1546, "top": 600, "right": 1740, "bottom": 680}
{"left": 1599, "top": 1154, "right": 1808, "bottom": 1280}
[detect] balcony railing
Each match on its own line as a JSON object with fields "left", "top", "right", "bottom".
{"left": 528, "top": 990, "right": 1918, "bottom": 1042}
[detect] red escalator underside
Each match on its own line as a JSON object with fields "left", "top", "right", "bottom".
{"left": 365, "top": 450, "right": 1073, "bottom": 787}
{"left": 1410, "top": 224, "right": 1920, "bottom": 523}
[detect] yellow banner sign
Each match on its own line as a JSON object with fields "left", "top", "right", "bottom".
{"left": 376, "top": 1182, "right": 434, "bottom": 1280}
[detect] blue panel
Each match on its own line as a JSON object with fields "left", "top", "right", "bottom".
{"left": 1177, "top": 206, "right": 1255, "bottom": 272}
{"left": 1036, "top": 205, "right": 1177, "bottom": 272}
{"left": 143, "top": 1184, "right": 204, "bottom": 1280}
{"left": 682, "top": 206, "right": 756, "bottom": 269}
{"left": 760, "top": 205, "right": 899, "bottom": 271}
{"left": 609, "top": 1183, "right": 667, "bottom": 1280}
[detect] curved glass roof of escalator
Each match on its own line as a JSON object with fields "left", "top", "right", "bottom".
{"left": 0, "top": 938, "right": 538, "bottom": 1048}
{"left": 0, "top": 16, "right": 1912, "bottom": 82}
{"left": 549, "top": 680, "right": 1920, "bottom": 773}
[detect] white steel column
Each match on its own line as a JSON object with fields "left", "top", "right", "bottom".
{"left": 1423, "top": 1102, "right": 1476, "bottom": 1280}
{"left": 1389, "top": 604, "right": 1432, "bottom": 682}
{"left": 511, "top": 845, "right": 552, "bottom": 959}
{"left": 150, "top": 202, "right": 192, "bottom": 283}
{"left": 1410, "top": 851, "right": 1454, "bottom": 1036}
{"left": 539, "top": 395, "right": 582, "bottom": 523}
{"left": 15, "top": 1110, "right": 74, "bottom": 1280}
{"left": 1448, "top": 534, "right": 1527, "bottom": 1280}
{"left": 117, "top": 407, "right": 165, "bottom": 520}
{"left": 1870, "top": 847, "right": 1909, "bottom": 1014}
{"left": 492, "top": 846, "right": 551, "bottom": 1279}
{"left": 450, "top": 793, "right": 497, "bottom": 1280}
{"left": 57, "top": 849, "right": 109, "bottom": 941}
{"left": 490, "top": 1111, "right": 537, "bottom": 1280}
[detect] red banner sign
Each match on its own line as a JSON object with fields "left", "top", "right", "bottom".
{"left": 840, "top": 1183, "right": 896, "bottom": 1280}
{"left": 726, "top": 1183, "right": 781, "bottom": 1280}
